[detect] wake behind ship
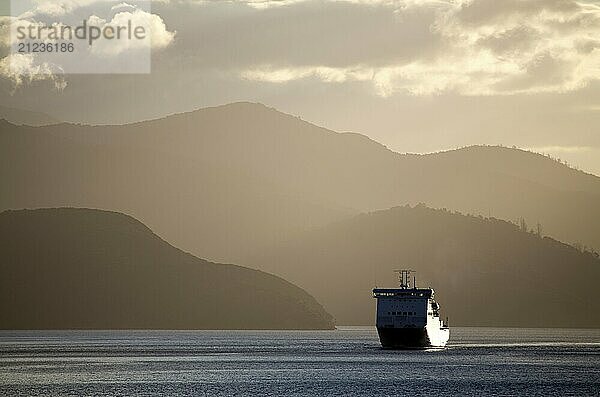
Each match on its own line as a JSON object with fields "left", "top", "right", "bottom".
{"left": 373, "top": 270, "right": 449, "bottom": 349}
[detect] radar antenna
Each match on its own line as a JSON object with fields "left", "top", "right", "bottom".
{"left": 394, "top": 269, "right": 415, "bottom": 289}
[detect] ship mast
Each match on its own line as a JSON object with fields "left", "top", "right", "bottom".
{"left": 394, "top": 269, "right": 414, "bottom": 289}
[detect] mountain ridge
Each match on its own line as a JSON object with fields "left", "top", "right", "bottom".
{"left": 247, "top": 204, "right": 600, "bottom": 327}
{"left": 1, "top": 102, "right": 599, "bottom": 262}
{"left": 4, "top": 102, "right": 597, "bottom": 181}
{"left": 0, "top": 207, "right": 335, "bottom": 330}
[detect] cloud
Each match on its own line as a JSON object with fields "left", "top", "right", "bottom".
{"left": 1, "top": 2, "right": 175, "bottom": 87}
{"left": 0, "top": 53, "right": 67, "bottom": 90}
{"left": 240, "top": 0, "right": 310, "bottom": 9}
{"left": 89, "top": 9, "right": 176, "bottom": 56}
{"left": 242, "top": 66, "right": 373, "bottom": 84}
{"left": 236, "top": 0, "right": 600, "bottom": 96}
{"left": 0, "top": 17, "right": 63, "bottom": 89}
{"left": 4, "top": 0, "right": 600, "bottom": 98}
{"left": 170, "top": 0, "right": 450, "bottom": 8}
{"left": 242, "top": 53, "right": 523, "bottom": 97}
{"left": 111, "top": 3, "right": 137, "bottom": 12}
{"left": 161, "top": 0, "right": 308, "bottom": 7}
{"left": 24, "top": 0, "right": 171, "bottom": 16}
{"left": 26, "top": 0, "right": 104, "bottom": 17}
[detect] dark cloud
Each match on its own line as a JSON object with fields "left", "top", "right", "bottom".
{"left": 156, "top": 0, "right": 442, "bottom": 69}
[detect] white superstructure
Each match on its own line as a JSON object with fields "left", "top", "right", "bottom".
{"left": 373, "top": 270, "right": 449, "bottom": 349}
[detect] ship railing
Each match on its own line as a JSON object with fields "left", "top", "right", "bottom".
{"left": 373, "top": 290, "right": 432, "bottom": 298}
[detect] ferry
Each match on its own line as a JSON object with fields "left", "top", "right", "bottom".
{"left": 373, "top": 270, "right": 449, "bottom": 349}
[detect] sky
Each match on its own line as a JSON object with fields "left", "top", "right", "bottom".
{"left": 1, "top": 0, "right": 600, "bottom": 175}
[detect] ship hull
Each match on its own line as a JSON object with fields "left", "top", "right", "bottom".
{"left": 376, "top": 327, "right": 449, "bottom": 349}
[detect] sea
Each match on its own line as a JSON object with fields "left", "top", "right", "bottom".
{"left": 0, "top": 327, "right": 598, "bottom": 396}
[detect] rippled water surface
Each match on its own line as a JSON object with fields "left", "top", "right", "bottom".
{"left": 1, "top": 327, "right": 599, "bottom": 396}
